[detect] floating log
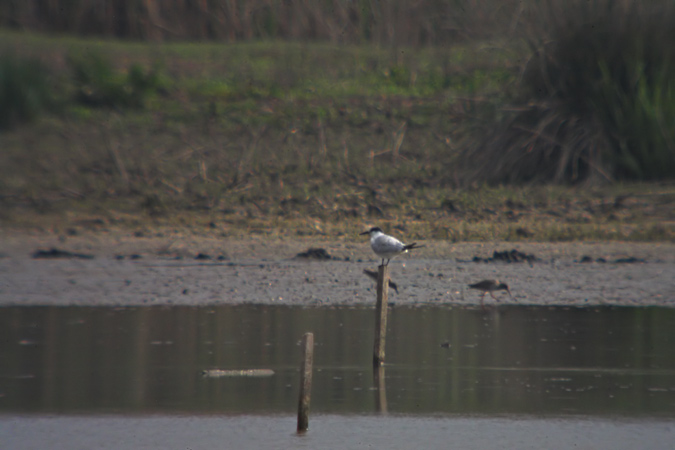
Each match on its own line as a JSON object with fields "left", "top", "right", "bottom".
{"left": 201, "top": 369, "right": 274, "bottom": 378}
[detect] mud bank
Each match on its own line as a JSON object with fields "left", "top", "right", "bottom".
{"left": 1, "top": 232, "right": 673, "bottom": 307}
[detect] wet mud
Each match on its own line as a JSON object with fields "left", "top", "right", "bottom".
{"left": 1, "top": 232, "right": 673, "bottom": 307}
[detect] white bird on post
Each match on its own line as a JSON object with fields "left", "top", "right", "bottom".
{"left": 360, "top": 227, "right": 422, "bottom": 266}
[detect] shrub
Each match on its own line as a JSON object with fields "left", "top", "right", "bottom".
{"left": 468, "top": 0, "right": 675, "bottom": 184}
{"left": 0, "top": 53, "right": 52, "bottom": 129}
{"left": 68, "top": 52, "right": 161, "bottom": 109}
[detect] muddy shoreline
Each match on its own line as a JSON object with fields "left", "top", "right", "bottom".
{"left": 1, "top": 232, "right": 674, "bottom": 307}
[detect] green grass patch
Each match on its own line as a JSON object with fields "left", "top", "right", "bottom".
{"left": 67, "top": 51, "right": 164, "bottom": 108}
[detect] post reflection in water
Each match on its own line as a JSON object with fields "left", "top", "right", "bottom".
{"left": 1, "top": 305, "right": 674, "bottom": 417}
{"left": 373, "top": 365, "right": 387, "bottom": 415}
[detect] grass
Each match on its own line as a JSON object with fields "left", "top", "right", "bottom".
{"left": 468, "top": 0, "right": 675, "bottom": 185}
{"left": 0, "top": 29, "right": 673, "bottom": 242}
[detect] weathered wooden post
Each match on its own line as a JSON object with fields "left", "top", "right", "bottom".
{"left": 373, "top": 264, "right": 389, "bottom": 366}
{"left": 373, "top": 365, "right": 388, "bottom": 414}
{"left": 297, "top": 332, "right": 314, "bottom": 433}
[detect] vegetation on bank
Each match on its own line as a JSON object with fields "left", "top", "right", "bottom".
{"left": 0, "top": 0, "right": 521, "bottom": 44}
{"left": 469, "top": 0, "right": 675, "bottom": 185}
{"left": 0, "top": 1, "right": 673, "bottom": 241}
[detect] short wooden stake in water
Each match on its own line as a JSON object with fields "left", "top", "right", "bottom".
{"left": 297, "top": 332, "right": 314, "bottom": 434}
{"left": 373, "top": 264, "right": 389, "bottom": 367}
{"left": 373, "top": 365, "right": 388, "bottom": 414}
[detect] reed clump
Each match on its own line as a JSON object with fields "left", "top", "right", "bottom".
{"left": 466, "top": 0, "right": 675, "bottom": 184}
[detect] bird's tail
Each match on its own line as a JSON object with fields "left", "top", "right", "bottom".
{"left": 403, "top": 242, "right": 424, "bottom": 251}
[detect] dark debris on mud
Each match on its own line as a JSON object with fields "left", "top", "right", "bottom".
{"left": 194, "top": 253, "right": 229, "bottom": 261}
{"left": 466, "top": 249, "right": 539, "bottom": 265}
{"left": 32, "top": 248, "right": 94, "bottom": 259}
{"left": 115, "top": 254, "right": 142, "bottom": 260}
{"left": 578, "top": 255, "right": 646, "bottom": 264}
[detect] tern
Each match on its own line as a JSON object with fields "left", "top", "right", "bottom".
{"left": 468, "top": 279, "right": 512, "bottom": 309}
{"left": 360, "top": 227, "right": 422, "bottom": 266}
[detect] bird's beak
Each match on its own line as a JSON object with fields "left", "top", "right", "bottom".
{"left": 507, "top": 289, "right": 513, "bottom": 298}
{"left": 359, "top": 231, "right": 369, "bottom": 235}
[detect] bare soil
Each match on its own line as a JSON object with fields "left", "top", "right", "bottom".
{"left": 2, "top": 230, "right": 673, "bottom": 308}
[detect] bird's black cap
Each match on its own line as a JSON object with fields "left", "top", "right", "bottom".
{"left": 360, "top": 226, "right": 383, "bottom": 235}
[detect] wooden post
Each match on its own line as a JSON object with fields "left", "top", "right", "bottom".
{"left": 297, "top": 332, "right": 314, "bottom": 434}
{"left": 373, "top": 264, "right": 389, "bottom": 366}
{"left": 373, "top": 365, "right": 388, "bottom": 414}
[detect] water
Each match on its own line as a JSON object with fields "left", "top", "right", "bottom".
{"left": 2, "top": 305, "right": 675, "bottom": 448}
{"left": 4, "top": 415, "right": 674, "bottom": 450}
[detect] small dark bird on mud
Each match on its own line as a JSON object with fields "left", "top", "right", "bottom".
{"left": 468, "top": 279, "right": 512, "bottom": 309}
{"left": 363, "top": 269, "right": 399, "bottom": 294}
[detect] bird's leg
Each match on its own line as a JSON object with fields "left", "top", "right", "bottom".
{"left": 480, "top": 292, "right": 486, "bottom": 310}
{"left": 490, "top": 291, "right": 498, "bottom": 300}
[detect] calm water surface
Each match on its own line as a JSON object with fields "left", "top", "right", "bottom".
{"left": 2, "top": 305, "right": 674, "bottom": 448}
